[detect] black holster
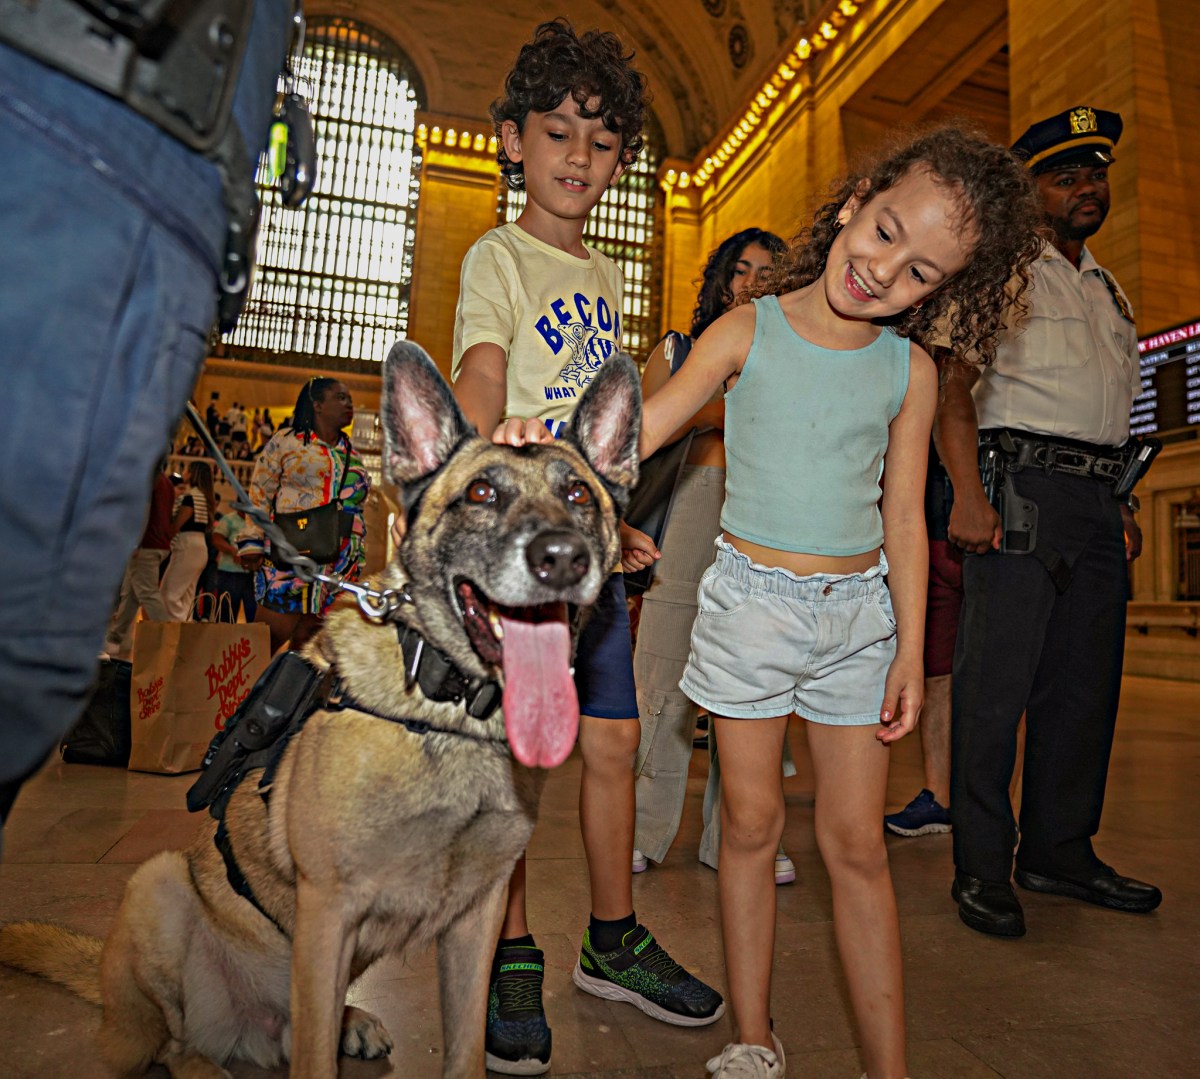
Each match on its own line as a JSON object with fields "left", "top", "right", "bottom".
{"left": 186, "top": 650, "right": 327, "bottom": 819}
{"left": 977, "top": 437, "right": 1071, "bottom": 593}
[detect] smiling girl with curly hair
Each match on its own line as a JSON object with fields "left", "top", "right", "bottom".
{"left": 635, "top": 122, "right": 1043, "bottom": 1079}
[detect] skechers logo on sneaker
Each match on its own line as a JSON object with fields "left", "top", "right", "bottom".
{"left": 633, "top": 934, "right": 653, "bottom": 956}
{"left": 499, "top": 962, "right": 543, "bottom": 973}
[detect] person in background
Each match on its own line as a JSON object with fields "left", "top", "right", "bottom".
{"left": 212, "top": 509, "right": 256, "bottom": 624}
{"left": 101, "top": 462, "right": 175, "bottom": 659}
{"left": 160, "top": 461, "right": 215, "bottom": 621}
{"left": 938, "top": 106, "right": 1162, "bottom": 939}
{"left": 883, "top": 430, "right": 957, "bottom": 837}
{"left": 229, "top": 402, "right": 249, "bottom": 449}
{"left": 195, "top": 491, "right": 223, "bottom": 614}
{"left": 238, "top": 377, "right": 368, "bottom": 654}
{"left": 624, "top": 228, "right": 799, "bottom": 883}
{"left": 0, "top": 2, "right": 293, "bottom": 835}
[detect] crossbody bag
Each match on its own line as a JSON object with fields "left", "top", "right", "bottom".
{"left": 272, "top": 443, "right": 353, "bottom": 565}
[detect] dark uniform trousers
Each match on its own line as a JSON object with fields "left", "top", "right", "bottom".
{"left": 951, "top": 465, "right": 1127, "bottom": 883}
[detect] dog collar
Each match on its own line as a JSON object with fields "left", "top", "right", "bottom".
{"left": 395, "top": 622, "right": 502, "bottom": 720}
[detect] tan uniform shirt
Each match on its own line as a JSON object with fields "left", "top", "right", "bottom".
{"left": 973, "top": 242, "right": 1140, "bottom": 447}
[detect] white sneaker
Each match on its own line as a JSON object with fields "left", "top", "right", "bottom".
{"left": 706, "top": 1032, "right": 785, "bottom": 1077}
{"left": 632, "top": 848, "right": 648, "bottom": 874}
{"left": 774, "top": 847, "right": 796, "bottom": 885}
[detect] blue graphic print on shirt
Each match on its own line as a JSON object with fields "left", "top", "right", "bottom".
{"left": 534, "top": 290, "right": 622, "bottom": 402}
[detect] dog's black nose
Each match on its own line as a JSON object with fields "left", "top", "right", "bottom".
{"left": 526, "top": 529, "right": 591, "bottom": 588}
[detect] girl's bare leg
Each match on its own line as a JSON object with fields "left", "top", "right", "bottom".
{"left": 713, "top": 713, "right": 789, "bottom": 1049}
{"left": 806, "top": 721, "right": 907, "bottom": 1079}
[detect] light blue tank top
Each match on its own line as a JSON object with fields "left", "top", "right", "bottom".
{"left": 721, "top": 295, "right": 911, "bottom": 555}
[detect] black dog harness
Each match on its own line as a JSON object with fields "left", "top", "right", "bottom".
{"left": 187, "top": 621, "right": 505, "bottom": 935}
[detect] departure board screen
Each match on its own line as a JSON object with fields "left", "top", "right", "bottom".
{"left": 1130, "top": 318, "right": 1200, "bottom": 436}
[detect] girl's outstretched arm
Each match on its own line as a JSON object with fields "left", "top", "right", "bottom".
{"left": 641, "top": 334, "right": 726, "bottom": 445}
{"left": 639, "top": 303, "right": 753, "bottom": 459}
{"left": 877, "top": 343, "right": 938, "bottom": 744}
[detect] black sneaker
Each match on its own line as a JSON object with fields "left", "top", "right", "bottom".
{"left": 485, "top": 945, "right": 551, "bottom": 1075}
{"left": 572, "top": 924, "right": 724, "bottom": 1026}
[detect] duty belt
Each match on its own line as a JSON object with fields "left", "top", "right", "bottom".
{"left": 980, "top": 429, "right": 1127, "bottom": 484}
{"left": 0, "top": 0, "right": 271, "bottom": 331}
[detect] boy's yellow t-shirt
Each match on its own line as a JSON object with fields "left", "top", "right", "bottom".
{"left": 452, "top": 223, "right": 625, "bottom": 435}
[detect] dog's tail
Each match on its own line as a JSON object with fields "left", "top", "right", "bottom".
{"left": 0, "top": 921, "right": 103, "bottom": 1005}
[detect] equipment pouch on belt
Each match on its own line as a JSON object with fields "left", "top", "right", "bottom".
{"left": 0, "top": 0, "right": 253, "bottom": 152}
{"left": 1112, "top": 435, "right": 1162, "bottom": 501}
{"left": 0, "top": 0, "right": 309, "bottom": 332}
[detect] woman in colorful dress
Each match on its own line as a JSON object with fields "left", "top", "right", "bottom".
{"left": 238, "top": 377, "right": 369, "bottom": 653}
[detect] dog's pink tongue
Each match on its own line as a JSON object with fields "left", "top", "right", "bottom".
{"left": 500, "top": 604, "right": 578, "bottom": 768}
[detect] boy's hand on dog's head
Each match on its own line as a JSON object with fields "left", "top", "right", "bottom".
{"left": 492, "top": 417, "right": 555, "bottom": 447}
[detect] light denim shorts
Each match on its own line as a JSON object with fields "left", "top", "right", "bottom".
{"left": 679, "top": 539, "right": 897, "bottom": 725}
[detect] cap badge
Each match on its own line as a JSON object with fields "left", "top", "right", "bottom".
{"left": 1069, "top": 107, "right": 1098, "bottom": 134}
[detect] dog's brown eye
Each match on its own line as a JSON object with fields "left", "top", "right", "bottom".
{"left": 566, "top": 483, "right": 592, "bottom": 505}
{"left": 467, "top": 480, "right": 496, "bottom": 504}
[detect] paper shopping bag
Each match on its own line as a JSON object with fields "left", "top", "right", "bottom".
{"left": 128, "top": 620, "right": 271, "bottom": 774}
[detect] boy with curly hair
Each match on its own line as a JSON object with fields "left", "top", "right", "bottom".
{"left": 452, "top": 18, "right": 724, "bottom": 1076}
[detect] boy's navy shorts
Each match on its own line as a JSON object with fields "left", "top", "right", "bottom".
{"left": 574, "top": 572, "right": 638, "bottom": 719}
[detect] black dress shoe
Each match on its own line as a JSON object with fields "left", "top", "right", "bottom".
{"left": 1014, "top": 865, "right": 1162, "bottom": 913}
{"left": 951, "top": 870, "right": 1026, "bottom": 937}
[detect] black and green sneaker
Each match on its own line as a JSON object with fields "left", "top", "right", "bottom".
{"left": 485, "top": 944, "right": 552, "bottom": 1076}
{"left": 572, "top": 924, "right": 724, "bottom": 1026}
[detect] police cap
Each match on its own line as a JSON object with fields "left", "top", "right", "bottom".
{"left": 1011, "top": 106, "right": 1122, "bottom": 174}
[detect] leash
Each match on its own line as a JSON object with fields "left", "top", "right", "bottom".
{"left": 183, "top": 402, "right": 410, "bottom": 623}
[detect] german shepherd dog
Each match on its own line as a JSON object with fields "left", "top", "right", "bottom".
{"left": 0, "top": 342, "right": 642, "bottom": 1079}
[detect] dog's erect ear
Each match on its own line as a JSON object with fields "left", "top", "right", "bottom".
{"left": 382, "top": 340, "right": 474, "bottom": 488}
{"left": 563, "top": 352, "right": 642, "bottom": 496}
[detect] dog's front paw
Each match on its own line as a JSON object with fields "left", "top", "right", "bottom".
{"left": 341, "top": 1005, "right": 394, "bottom": 1059}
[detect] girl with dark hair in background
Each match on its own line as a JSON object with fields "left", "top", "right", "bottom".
{"left": 238, "top": 377, "right": 369, "bottom": 653}
{"left": 624, "top": 229, "right": 796, "bottom": 880}
{"left": 160, "top": 460, "right": 216, "bottom": 621}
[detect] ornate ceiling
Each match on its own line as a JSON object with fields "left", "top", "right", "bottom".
{"left": 314, "top": 0, "right": 829, "bottom": 158}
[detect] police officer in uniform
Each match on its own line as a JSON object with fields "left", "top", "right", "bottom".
{"left": 937, "top": 106, "right": 1162, "bottom": 937}
{"left": 0, "top": 2, "right": 297, "bottom": 841}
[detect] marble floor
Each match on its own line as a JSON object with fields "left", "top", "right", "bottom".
{"left": 0, "top": 674, "right": 1196, "bottom": 1079}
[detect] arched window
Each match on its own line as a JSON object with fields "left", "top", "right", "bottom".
{"left": 498, "top": 113, "right": 664, "bottom": 360}
{"left": 222, "top": 18, "right": 424, "bottom": 368}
